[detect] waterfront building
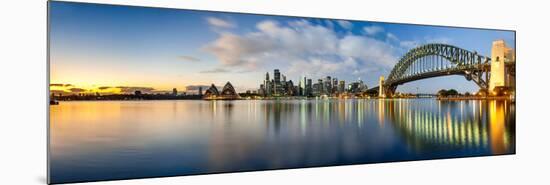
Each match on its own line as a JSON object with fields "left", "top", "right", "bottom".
{"left": 306, "top": 79, "right": 312, "bottom": 96}
{"left": 259, "top": 84, "right": 265, "bottom": 96}
{"left": 300, "top": 76, "right": 306, "bottom": 96}
{"left": 221, "top": 82, "right": 238, "bottom": 97}
{"left": 286, "top": 80, "right": 295, "bottom": 96}
{"left": 358, "top": 79, "right": 367, "bottom": 92}
{"left": 273, "top": 69, "right": 286, "bottom": 96}
{"left": 325, "top": 76, "right": 332, "bottom": 95}
{"left": 296, "top": 80, "right": 304, "bottom": 96}
{"left": 274, "top": 69, "right": 280, "bottom": 83}
{"left": 274, "top": 69, "right": 281, "bottom": 95}
{"left": 313, "top": 83, "right": 320, "bottom": 96}
{"left": 172, "top": 88, "right": 177, "bottom": 96}
{"left": 204, "top": 84, "right": 219, "bottom": 98}
{"left": 379, "top": 76, "right": 385, "bottom": 98}
{"left": 202, "top": 82, "right": 240, "bottom": 100}
{"left": 332, "top": 78, "right": 338, "bottom": 94}
{"left": 264, "top": 72, "right": 270, "bottom": 96}
{"left": 318, "top": 79, "right": 324, "bottom": 95}
{"left": 489, "top": 40, "right": 515, "bottom": 95}
{"left": 348, "top": 82, "right": 360, "bottom": 93}
{"left": 338, "top": 80, "right": 345, "bottom": 93}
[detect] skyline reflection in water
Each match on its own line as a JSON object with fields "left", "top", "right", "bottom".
{"left": 49, "top": 99, "right": 515, "bottom": 184}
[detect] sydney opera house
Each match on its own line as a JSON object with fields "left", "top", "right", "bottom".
{"left": 203, "top": 82, "right": 241, "bottom": 100}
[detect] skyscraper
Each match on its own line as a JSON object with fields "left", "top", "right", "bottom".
{"left": 172, "top": 88, "right": 177, "bottom": 96}
{"left": 274, "top": 69, "right": 280, "bottom": 83}
{"left": 325, "top": 76, "right": 331, "bottom": 95}
{"left": 264, "top": 72, "right": 271, "bottom": 96}
{"left": 333, "top": 78, "right": 338, "bottom": 94}
{"left": 306, "top": 79, "right": 312, "bottom": 96}
{"left": 297, "top": 81, "right": 302, "bottom": 96}
{"left": 274, "top": 69, "right": 281, "bottom": 96}
{"left": 301, "top": 76, "right": 307, "bottom": 96}
{"left": 318, "top": 79, "right": 324, "bottom": 95}
{"left": 338, "top": 80, "right": 345, "bottom": 93}
{"left": 198, "top": 86, "right": 203, "bottom": 95}
{"left": 358, "top": 79, "right": 367, "bottom": 92}
{"left": 259, "top": 84, "right": 265, "bottom": 96}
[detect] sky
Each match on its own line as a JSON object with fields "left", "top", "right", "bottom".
{"left": 49, "top": 1, "right": 515, "bottom": 95}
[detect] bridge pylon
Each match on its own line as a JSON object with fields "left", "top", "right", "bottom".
{"left": 378, "top": 76, "right": 385, "bottom": 98}
{"left": 379, "top": 76, "right": 397, "bottom": 98}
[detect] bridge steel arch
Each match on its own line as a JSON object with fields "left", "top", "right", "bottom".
{"left": 381, "top": 43, "right": 491, "bottom": 96}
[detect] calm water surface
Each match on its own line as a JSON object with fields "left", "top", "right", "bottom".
{"left": 50, "top": 99, "right": 515, "bottom": 183}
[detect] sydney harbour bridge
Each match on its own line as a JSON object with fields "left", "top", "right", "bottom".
{"left": 370, "top": 41, "right": 515, "bottom": 97}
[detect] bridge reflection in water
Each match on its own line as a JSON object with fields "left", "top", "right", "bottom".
{"left": 251, "top": 99, "right": 515, "bottom": 157}
{"left": 377, "top": 99, "right": 514, "bottom": 155}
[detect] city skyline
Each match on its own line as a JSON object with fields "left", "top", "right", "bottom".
{"left": 50, "top": 1, "right": 515, "bottom": 95}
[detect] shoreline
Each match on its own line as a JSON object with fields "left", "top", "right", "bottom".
{"left": 435, "top": 96, "right": 513, "bottom": 101}
{"left": 51, "top": 96, "right": 514, "bottom": 103}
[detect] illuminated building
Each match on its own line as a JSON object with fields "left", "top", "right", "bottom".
{"left": 489, "top": 40, "right": 515, "bottom": 95}
{"left": 324, "top": 76, "right": 332, "bottom": 95}
{"left": 332, "top": 78, "right": 338, "bottom": 94}
{"left": 379, "top": 76, "right": 385, "bottom": 98}
{"left": 203, "top": 84, "right": 219, "bottom": 98}
{"left": 338, "top": 80, "right": 345, "bottom": 93}
{"left": 306, "top": 79, "right": 312, "bottom": 96}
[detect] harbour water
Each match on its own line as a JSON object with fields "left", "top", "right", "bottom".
{"left": 49, "top": 99, "right": 515, "bottom": 183}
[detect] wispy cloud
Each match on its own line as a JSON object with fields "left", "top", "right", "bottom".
{"left": 363, "top": 25, "right": 384, "bottom": 36}
{"left": 185, "top": 85, "right": 209, "bottom": 91}
{"left": 336, "top": 20, "right": 353, "bottom": 30}
{"left": 199, "top": 68, "right": 230, "bottom": 73}
{"left": 115, "top": 86, "right": 155, "bottom": 94}
{"left": 69, "top": 88, "right": 86, "bottom": 93}
{"left": 397, "top": 36, "right": 453, "bottom": 50}
{"left": 425, "top": 36, "right": 452, "bottom": 44}
{"left": 50, "top": 83, "right": 73, "bottom": 87}
{"left": 206, "top": 17, "right": 235, "bottom": 28}
{"left": 386, "top": 33, "right": 399, "bottom": 43}
{"left": 178, "top": 55, "right": 201, "bottom": 62}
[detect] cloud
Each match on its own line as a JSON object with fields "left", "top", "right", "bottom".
{"left": 386, "top": 33, "right": 399, "bottom": 43}
{"left": 338, "top": 35, "right": 398, "bottom": 68}
{"left": 397, "top": 36, "right": 453, "bottom": 51}
{"left": 69, "top": 88, "right": 86, "bottom": 93}
{"left": 50, "top": 90, "right": 69, "bottom": 95}
{"left": 185, "top": 85, "right": 210, "bottom": 91}
{"left": 202, "top": 19, "right": 398, "bottom": 80}
{"left": 363, "top": 25, "right": 384, "bottom": 36}
{"left": 324, "top": 20, "right": 334, "bottom": 29}
{"left": 98, "top": 86, "right": 112, "bottom": 90}
{"left": 399, "top": 40, "right": 419, "bottom": 49}
{"left": 50, "top": 83, "right": 72, "bottom": 87}
{"left": 115, "top": 86, "right": 155, "bottom": 94}
{"left": 199, "top": 68, "right": 230, "bottom": 73}
{"left": 424, "top": 36, "right": 452, "bottom": 44}
{"left": 336, "top": 20, "right": 353, "bottom": 30}
{"left": 178, "top": 55, "right": 201, "bottom": 62}
{"left": 206, "top": 17, "right": 235, "bottom": 28}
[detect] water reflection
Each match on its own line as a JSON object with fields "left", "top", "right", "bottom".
{"left": 50, "top": 99, "right": 515, "bottom": 184}
{"left": 377, "top": 99, "right": 515, "bottom": 155}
